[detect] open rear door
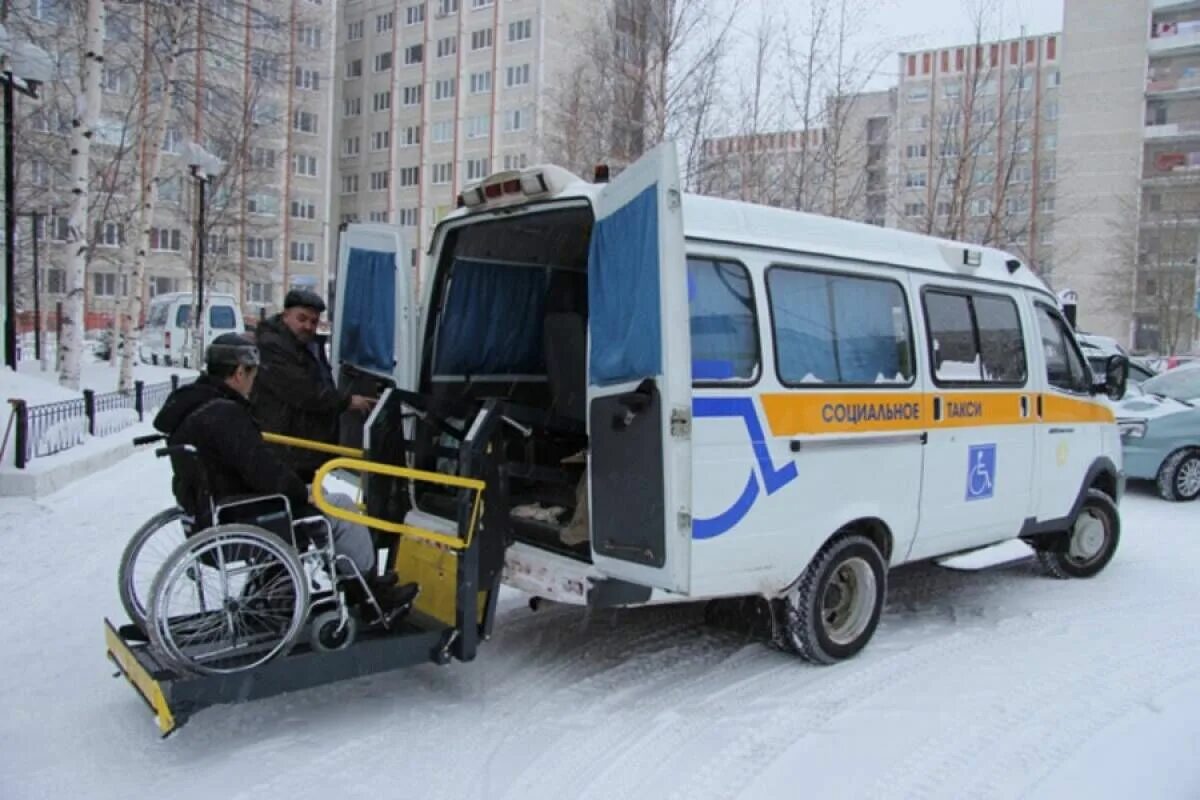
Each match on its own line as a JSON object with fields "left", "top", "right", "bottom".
{"left": 587, "top": 142, "right": 692, "bottom": 594}
{"left": 331, "top": 224, "right": 416, "bottom": 392}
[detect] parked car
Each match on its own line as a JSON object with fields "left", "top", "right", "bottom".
{"left": 1115, "top": 364, "right": 1200, "bottom": 501}
{"left": 1077, "top": 332, "right": 1157, "bottom": 398}
{"left": 138, "top": 292, "right": 243, "bottom": 368}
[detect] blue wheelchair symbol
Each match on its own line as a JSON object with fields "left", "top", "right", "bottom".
{"left": 966, "top": 444, "right": 997, "bottom": 501}
{"left": 691, "top": 397, "right": 799, "bottom": 539}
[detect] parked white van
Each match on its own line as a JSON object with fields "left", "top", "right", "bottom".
{"left": 332, "top": 143, "right": 1129, "bottom": 664}
{"left": 139, "top": 292, "right": 243, "bottom": 368}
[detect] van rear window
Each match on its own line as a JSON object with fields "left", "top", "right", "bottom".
{"left": 210, "top": 306, "right": 236, "bottom": 329}
{"left": 767, "top": 267, "right": 914, "bottom": 386}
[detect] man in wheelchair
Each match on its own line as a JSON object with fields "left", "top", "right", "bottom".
{"left": 153, "top": 333, "right": 418, "bottom": 625}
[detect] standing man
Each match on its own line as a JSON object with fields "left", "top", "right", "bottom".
{"left": 252, "top": 289, "right": 376, "bottom": 481}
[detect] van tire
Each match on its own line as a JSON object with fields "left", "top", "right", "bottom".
{"left": 1036, "top": 489, "right": 1120, "bottom": 579}
{"left": 775, "top": 534, "right": 886, "bottom": 664}
{"left": 1155, "top": 449, "right": 1200, "bottom": 502}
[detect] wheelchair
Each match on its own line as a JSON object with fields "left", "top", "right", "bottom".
{"left": 124, "top": 435, "right": 400, "bottom": 677}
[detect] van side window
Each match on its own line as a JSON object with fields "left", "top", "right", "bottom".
{"left": 688, "top": 257, "right": 759, "bottom": 382}
{"left": 767, "top": 267, "right": 914, "bottom": 386}
{"left": 176, "top": 306, "right": 190, "bottom": 327}
{"left": 210, "top": 306, "right": 237, "bottom": 330}
{"left": 924, "top": 290, "right": 1026, "bottom": 385}
{"left": 1035, "top": 305, "right": 1090, "bottom": 393}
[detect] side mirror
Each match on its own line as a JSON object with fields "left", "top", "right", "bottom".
{"left": 1099, "top": 354, "right": 1129, "bottom": 401}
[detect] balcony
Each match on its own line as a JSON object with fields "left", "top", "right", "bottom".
{"left": 1147, "top": 73, "right": 1200, "bottom": 97}
{"left": 1145, "top": 119, "right": 1200, "bottom": 139}
{"left": 1150, "top": 27, "right": 1200, "bottom": 57}
{"left": 1153, "top": 0, "right": 1200, "bottom": 13}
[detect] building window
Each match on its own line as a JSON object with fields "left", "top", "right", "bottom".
{"left": 103, "top": 67, "right": 131, "bottom": 95}
{"left": 246, "top": 237, "right": 276, "bottom": 261}
{"left": 906, "top": 144, "right": 927, "bottom": 159}
{"left": 158, "top": 176, "right": 182, "bottom": 204}
{"left": 970, "top": 198, "right": 992, "bottom": 217}
{"left": 94, "top": 221, "right": 124, "bottom": 248}
{"left": 370, "top": 171, "right": 390, "bottom": 191}
{"left": 150, "top": 228, "right": 182, "bottom": 252}
{"left": 1005, "top": 196, "right": 1029, "bottom": 214}
{"left": 943, "top": 81, "right": 961, "bottom": 98}
{"left": 247, "top": 282, "right": 273, "bottom": 304}
{"left": 398, "top": 166, "right": 420, "bottom": 186}
{"left": 372, "top": 129, "right": 391, "bottom": 150}
{"left": 904, "top": 202, "right": 926, "bottom": 217}
{"left": 293, "top": 154, "right": 318, "bottom": 177}
{"left": 434, "top": 78, "right": 456, "bottom": 101}
{"left": 406, "top": 3, "right": 425, "bottom": 25}
{"left": 432, "top": 162, "right": 452, "bottom": 184}
{"left": 50, "top": 215, "right": 69, "bottom": 242}
{"left": 472, "top": 0, "right": 493, "bottom": 7}
{"left": 163, "top": 127, "right": 182, "bottom": 153}
{"left": 1048, "top": 70, "right": 1061, "bottom": 88}
{"left": 298, "top": 25, "right": 322, "bottom": 48}
{"left": 347, "top": 20, "right": 364, "bottom": 40}
{"left": 403, "top": 85, "right": 423, "bottom": 105}
{"left": 149, "top": 275, "right": 177, "bottom": 297}
{"left": 290, "top": 240, "right": 316, "bottom": 263}
{"left": 503, "top": 108, "right": 527, "bottom": 132}
{"left": 92, "top": 272, "right": 120, "bottom": 297}
{"left": 375, "top": 52, "right": 393, "bottom": 72}
{"left": 341, "top": 174, "right": 360, "bottom": 194}
{"left": 470, "top": 71, "right": 492, "bottom": 94}
{"left": 368, "top": 210, "right": 389, "bottom": 223}
{"left": 291, "top": 197, "right": 317, "bottom": 220}
{"left": 373, "top": 91, "right": 392, "bottom": 112}
{"left": 508, "top": 19, "right": 532, "bottom": 42}
{"left": 1042, "top": 134, "right": 1057, "bottom": 151}
{"left": 432, "top": 120, "right": 454, "bottom": 142}
{"left": 905, "top": 171, "right": 927, "bottom": 188}
{"left": 1040, "top": 195, "right": 1055, "bottom": 214}
{"left": 345, "top": 96, "right": 362, "bottom": 116}
{"left": 466, "top": 157, "right": 488, "bottom": 181}
{"left": 404, "top": 44, "right": 423, "bottom": 66}
{"left": 466, "top": 114, "right": 490, "bottom": 138}
{"left": 437, "top": 36, "right": 457, "bottom": 58}
{"left": 45, "top": 268, "right": 66, "bottom": 294}
{"left": 400, "top": 125, "right": 421, "bottom": 147}
{"left": 292, "top": 110, "right": 318, "bottom": 134}
{"left": 344, "top": 136, "right": 360, "bottom": 157}
{"left": 503, "top": 153, "right": 528, "bottom": 170}
{"left": 295, "top": 67, "right": 320, "bottom": 89}
{"left": 377, "top": 12, "right": 393, "bottom": 33}
{"left": 398, "top": 208, "right": 419, "bottom": 226}
{"left": 505, "top": 63, "right": 530, "bottom": 88}
{"left": 247, "top": 192, "right": 279, "bottom": 215}
{"left": 907, "top": 86, "right": 929, "bottom": 102}
{"left": 470, "top": 28, "right": 493, "bottom": 50}
{"left": 439, "top": 0, "right": 459, "bottom": 14}
{"left": 30, "top": 159, "right": 49, "bottom": 187}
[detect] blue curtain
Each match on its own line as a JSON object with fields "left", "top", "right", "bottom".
{"left": 688, "top": 259, "right": 757, "bottom": 380}
{"left": 589, "top": 185, "right": 661, "bottom": 385}
{"left": 832, "top": 279, "right": 905, "bottom": 382}
{"left": 340, "top": 248, "right": 396, "bottom": 374}
{"left": 434, "top": 258, "right": 548, "bottom": 375}
{"left": 769, "top": 270, "right": 838, "bottom": 383}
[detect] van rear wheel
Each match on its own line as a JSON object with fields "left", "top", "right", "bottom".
{"left": 776, "top": 534, "right": 886, "bottom": 664}
{"left": 1036, "top": 489, "right": 1120, "bottom": 579}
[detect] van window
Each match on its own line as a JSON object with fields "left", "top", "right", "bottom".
{"left": 768, "top": 267, "right": 914, "bottom": 386}
{"left": 1035, "top": 304, "right": 1090, "bottom": 393}
{"left": 924, "top": 290, "right": 1026, "bottom": 385}
{"left": 146, "top": 303, "right": 168, "bottom": 326}
{"left": 688, "top": 257, "right": 759, "bottom": 382}
{"left": 210, "top": 305, "right": 237, "bottom": 329}
{"left": 176, "top": 305, "right": 190, "bottom": 327}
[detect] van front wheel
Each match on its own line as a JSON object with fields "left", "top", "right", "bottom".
{"left": 776, "top": 534, "right": 886, "bottom": 664}
{"left": 1036, "top": 489, "right": 1120, "bottom": 579}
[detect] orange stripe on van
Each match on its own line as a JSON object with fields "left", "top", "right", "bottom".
{"left": 1041, "top": 394, "right": 1115, "bottom": 424}
{"left": 933, "top": 392, "right": 1029, "bottom": 428}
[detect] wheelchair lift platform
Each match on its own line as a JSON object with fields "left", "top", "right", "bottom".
{"left": 105, "top": 615, "right": 457, "bottom": 737}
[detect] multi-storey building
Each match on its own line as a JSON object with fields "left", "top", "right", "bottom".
{"left": 1058, "top": 0, "right": 1200, "bottom": 352}
{"left": 332, "top": 0, "right": 606, "bottom": 285}
{"left": 7, "top": 0, "right": 336, "bottom": 336}
{"left": 698, "top": 89, "right": 895, "bottom": 224}
{"left": 892, "top": 34, "right": 1062, "bottom": 279}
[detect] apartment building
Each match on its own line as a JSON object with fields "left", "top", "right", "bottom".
{"left": 333, "top": 0, "right": 572, "bottom": 280}
{"left": 7, "top": 0, "right": 336, "bottom": 334}
{"left": 1058, "top": 0, "right": 1200, "bottom": 352}
{"left": 698, "top": 89, "right": 895, "bottom": 224}
{"left": 892, "top": 35, "right": 1062, "bottom": 279}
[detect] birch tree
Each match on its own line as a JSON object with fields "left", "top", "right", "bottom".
{"left": 58, "top": 0, "right": 104, "bottom": 390}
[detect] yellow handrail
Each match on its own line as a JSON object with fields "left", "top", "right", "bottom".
{"left": 263, "top": 431, "right": 365, "bottom": 459}
{"left": 311, "top": 456, "right": 486, "bottom": 551}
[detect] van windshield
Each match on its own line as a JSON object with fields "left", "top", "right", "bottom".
{"left": 146, "top": 303, "right": 168, "bottom": 327}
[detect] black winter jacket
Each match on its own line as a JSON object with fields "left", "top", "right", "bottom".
{"left": 153, "top": 375, "right": 309, "bottom": 523}
{"left": 250, "top": 314, "right": 349, "bottom": 481}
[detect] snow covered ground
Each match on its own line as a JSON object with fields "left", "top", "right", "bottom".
{"left": 1, "top": 454, "right": 1198, "bottom": 800}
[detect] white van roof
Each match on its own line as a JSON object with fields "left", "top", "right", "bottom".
{"left": 442, "top": 166, "right": 1053, "bottom": 297}
{"left": 149, "top": 291, "right": 238, "bottom": 304}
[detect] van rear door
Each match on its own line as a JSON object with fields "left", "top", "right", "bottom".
{"left": 587, "top": 142, "right": 692, "bottom": 594}
{"left": 330, "top": 224, "right": 416, "bottom": 391}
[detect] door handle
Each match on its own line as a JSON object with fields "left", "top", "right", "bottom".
{"left": 611, "top": 379, "right": 655, "bottom": 430}
{"left": 1020, "top": 395, "right": 1030, "bottom": 418}
{"left": 932, "top": 396, "right": 943, "bottom": 421}
{"left": 1048, "top": 427, "right": 1075, "bottom": 435}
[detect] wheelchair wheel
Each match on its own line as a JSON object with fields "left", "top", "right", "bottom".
{"left": 118, "top": 506, "right": 190, "bottom": 632}
{"left": 147, "top": 525, "right": 309, "bottom": 676}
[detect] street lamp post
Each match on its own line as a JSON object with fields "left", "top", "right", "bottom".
{"left": 182, "top": 141, "right": 222, "bottom": 367}
{"left": 0, "top": 25, "right": 52, "bottom": 369}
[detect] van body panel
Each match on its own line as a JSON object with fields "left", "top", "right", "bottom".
{"left": 139, "top": 292, "right": 241, "bottom": 367}
{"left": 586, "top": 142, "right": 692, "bottom": 594}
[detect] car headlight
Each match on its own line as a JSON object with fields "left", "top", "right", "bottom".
{"left": 1117, "top": 419, "right": 1147, "bottom": 439}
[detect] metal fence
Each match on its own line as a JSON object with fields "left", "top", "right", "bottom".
{"left": 5, "top": 375, "right": 191, "bottom": 469}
